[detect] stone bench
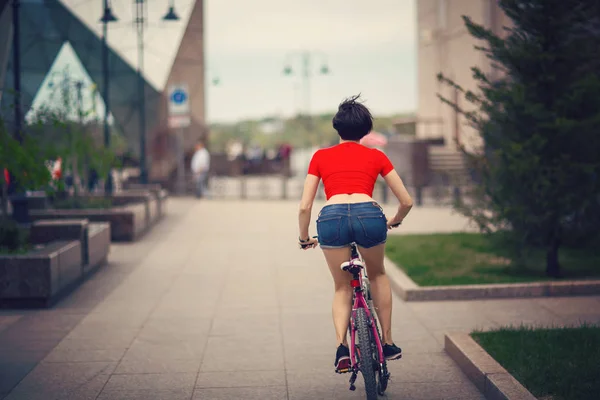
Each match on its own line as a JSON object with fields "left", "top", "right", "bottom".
{"left": 29, "top": 219, "right": 110, "bottom": 276}
{"left": 0, "top": 240, "right": 82, "bottom": 308}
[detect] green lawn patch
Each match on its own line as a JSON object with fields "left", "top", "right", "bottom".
{"left": 385, "top": 233, "right": 600, "bottom": 286}
{"left": 472, "top": 325, "right": 600, "bottom": 400}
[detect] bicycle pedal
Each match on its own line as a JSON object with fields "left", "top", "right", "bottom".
{"left": 336, "top": 368, "right": 351, "bottom": 374}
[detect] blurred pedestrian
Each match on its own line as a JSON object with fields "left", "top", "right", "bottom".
{"left": 190, "top": 140, "right": 210, "bottom": 198}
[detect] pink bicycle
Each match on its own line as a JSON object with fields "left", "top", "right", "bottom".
{"left": 339, "top": 242, "right": 390, "bottom": 399}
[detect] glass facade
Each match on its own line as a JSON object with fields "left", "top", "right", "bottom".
{"left": 0, "top": 0, "right": 160, "bottom": 159}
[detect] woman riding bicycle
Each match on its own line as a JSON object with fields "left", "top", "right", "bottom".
{"left": 298, "top": 95, "right": 413, "bottom": 372}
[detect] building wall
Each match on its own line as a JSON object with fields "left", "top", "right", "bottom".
{"left": 150, "top": 0, "right": 205, "bottom": 182}
{"left": 162, "top": 0, "right": 205, "bottom": 144}
{"left": 416, "top": 0, "right": 505, "bottom": 150}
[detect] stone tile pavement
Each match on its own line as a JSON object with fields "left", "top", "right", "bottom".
{"left": 1, "top": 199, "right": 599, "bottom": 399}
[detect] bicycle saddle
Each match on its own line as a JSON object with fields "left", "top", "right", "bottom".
{"left": 341, "top": 259, "right": 364, "bottom": 272}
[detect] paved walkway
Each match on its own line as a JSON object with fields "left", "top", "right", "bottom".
{"left": 1, "top": 199, "right": 599, "bottom": 400}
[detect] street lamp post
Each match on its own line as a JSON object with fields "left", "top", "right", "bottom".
{"left": 11, "top": 0, "right": 22, "bottom": 144}
{"left": 282, "top": 51, "right": 330, "bottom": 132}
{"left": 134, "top": 0, "right": 148, "bottom": 183}
{"left": 100, "top": 0, "right": 117, "bottom": 194}
{"left": 283, "top": 51, "right": 329, "bottom": 200}
{"left": 8, "top": 0, "right": 31, "bottom": 224}
{"left": 137, "top": 0, "right": 181, "bottom": 184}
{"left": 99, "top": 1, "right": 180, "bottom": 186}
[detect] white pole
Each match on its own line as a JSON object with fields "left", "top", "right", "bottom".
{"left": 176, "top": 127, "right": 185, "bottom": 195}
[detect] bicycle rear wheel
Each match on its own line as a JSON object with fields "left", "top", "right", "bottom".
{"left": 373, "top": 317, "right": 390, "bottom": 395}
{"left": 365, "top": 285, "right": 389, "bottom": 395}
{"left": 356, "top": 308, "right": 378, "bottom": 400}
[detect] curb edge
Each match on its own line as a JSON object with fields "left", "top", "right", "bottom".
{"left": 444, "top": 332, "right": 537, "bottom": 400}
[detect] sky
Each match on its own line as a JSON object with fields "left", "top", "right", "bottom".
{"left": 32, "top": 0, "right": 417, "bottom": 124}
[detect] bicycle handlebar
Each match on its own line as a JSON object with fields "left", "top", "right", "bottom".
{"left": 300, "top": 227, "right": 399, "bottom": 249}
{"left": 299, "top": 236, "right": 319, "bottom": 249}
{"left": 301, "top": 221, "right": 401, "bottom": 249}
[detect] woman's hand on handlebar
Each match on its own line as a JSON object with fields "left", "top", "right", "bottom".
{"left": 299, "top": 236, "right": 319, "bottom": 250}
{"left": 386, "top": 217, "right": 402, "bottom": 230}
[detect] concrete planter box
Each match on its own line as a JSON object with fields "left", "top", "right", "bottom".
{"left": 92, "top": 190, "right": 167, "bottom": 223}
{"left": 159, "top": 189, "right": 168, "bottom": 214}
{"left": 87, "top": 222, "right": 111, "bottom": 274}
{"left": 30, "top": 202, "right": 147, "bottom": 242}
{"left": 91, "top": 193, "right": 156, "bottom": 229}
{"left": 123, "top": 183, "right": 162, "bottom": 194}
{"left": 28, "top": 188, "right": 168, "bottom": 242}
{"left": 23, "top": 192, "right": 49, "bottom": 210}
{"left": 117, "top": 189, "right": 168, "bottom": 218}
{"left": 0, "top": 219, "right": 111, "bottom": 308}
{"left": 0, "top": 240, "right": 82, "bottom": 308}
{"left": 29, "top": 219, "right": 110, "bottom": 276}
{"left": 156, "top": 189, "right": 168, "bottom": 216}
{"left": 121, "top": 184, "right": 169, "bottom": 217}
{"left": 124, "top": 193, "right": 160, "bottom": 225}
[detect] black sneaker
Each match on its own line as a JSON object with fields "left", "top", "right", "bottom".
{"left": 334, "top": 344, "right": 351, "bottom": 373}
{"left": 383, "top": 343, "right": 402, "bottom": 360}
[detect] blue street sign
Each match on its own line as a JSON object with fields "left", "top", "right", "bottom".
{"left": 170, "top": 89, "right": 187, "bottom": 104}
{"left": 168, "top": 84, "right": 190, "bottom": 124}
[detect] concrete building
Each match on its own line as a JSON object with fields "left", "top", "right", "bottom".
{"left": 415, "top": 0, "right": 510, "bottom": 150}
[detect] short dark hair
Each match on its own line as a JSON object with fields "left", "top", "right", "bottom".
{"left": 332, "top": 94, "right": 373, "bottom": 141}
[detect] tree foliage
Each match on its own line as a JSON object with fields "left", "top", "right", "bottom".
{"left": 26, "top": 68, "right": 121, "bottom": 198}
{"left": 28, "top": 110, "right": 119, "bottom": 197}
{"left": 208, "top": 113, "right": 413, "bottom": 153}
{"left": 1, "top": 66, "right": 122, "bottom": 224}
{"left": 0, "top": 119, "right": 52, "bottom": 218}
{"left": 438, "top": 0, "right": 600, "bottom": 277}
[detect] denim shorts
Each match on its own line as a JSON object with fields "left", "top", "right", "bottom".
{"left": 316, "top": 202, "right": 387, "bottom": 249}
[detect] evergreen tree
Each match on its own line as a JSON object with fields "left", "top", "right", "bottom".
{"left": 439, "top": 0, "right": 600, "bottom": 277}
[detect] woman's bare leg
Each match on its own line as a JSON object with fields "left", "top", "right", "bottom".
{"left": 322, "top": 247, "right": 353, "bottom": 345}
{"left": 357, "top": 243, "right": 394, "bottom": 344}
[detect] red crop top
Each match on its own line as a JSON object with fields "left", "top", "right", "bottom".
{"left": 307, "top": 142, "right": 394, "bottom": 200}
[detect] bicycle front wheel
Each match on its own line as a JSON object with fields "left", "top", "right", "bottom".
{"left": 356, "top": 308, "right": 378, "bottom": 400}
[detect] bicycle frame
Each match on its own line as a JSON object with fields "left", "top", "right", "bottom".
{"left": 346, "top": 245, "right": 385, "bottom": 370}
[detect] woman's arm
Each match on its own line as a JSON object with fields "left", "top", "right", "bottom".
{"left": 298, "top": 174, "right": 320, "bottom": 239}
{"left": 383, "top": 169, "right": 413, "bottom": 224}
